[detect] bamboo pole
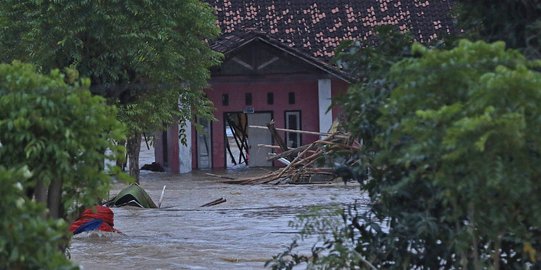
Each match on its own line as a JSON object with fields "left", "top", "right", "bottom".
{"left": 267, "top": 144, "right": 311, "bottom": 161}
{"left": 249, "top": 125, "right": 351, "bottom": 139}
{"left": 257, "top": 144, "right": 282, "bottom": 149}
{"left": 276, "top": 144, "right": 316, "bottom": 179}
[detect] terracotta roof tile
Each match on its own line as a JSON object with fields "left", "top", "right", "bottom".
{"left": 208, "top": 0, "right": 455, "bottom": 61}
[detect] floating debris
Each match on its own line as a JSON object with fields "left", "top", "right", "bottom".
{"left": 223, "top": 124, "right": 361, "bottom": 185}
{"left": 200, "top": 197, "right": 227, "bottom": 207}
{"left": 105, "top": 184, "right": 158, "bottom": 208}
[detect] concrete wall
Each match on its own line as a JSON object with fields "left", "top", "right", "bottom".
{"left": 157, "top": 77, "right": 350, "bottom": 171}
{"left": 203, "top": 74, "right": 323, "bottom": 168}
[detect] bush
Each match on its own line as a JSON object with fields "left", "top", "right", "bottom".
{"left": 375, "top": 40, "right": 541, "bottom": 268}
{"left": 0, "top": 62, "right": 125, "bottom": 219}
{"left": 269, "top": 40, "right": 541, "bottom": 269}
{"left": 0, "top": 166, "right": 76, "bottom": 270}
{"left": 0, "top": 62, "right": 125, "bottom": 268}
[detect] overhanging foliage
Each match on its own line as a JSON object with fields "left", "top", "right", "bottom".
{"left": 269, "top": 40, "right": 541, "bottom": 269}
{"left": 0, "top": 62, "right": 125, "bottom": 218}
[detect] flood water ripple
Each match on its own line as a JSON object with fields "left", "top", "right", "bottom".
{"left": 70, "top": 169, "right": 367, "bottom": 270}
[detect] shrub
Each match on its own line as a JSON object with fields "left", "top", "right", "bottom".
{"left": 0, "top": 61, "right": 125, "bottom": 268}
{"left": 0, "top": 62, "right": 125, "bottom": 219}
{"left": 0, "top": 166, "right": 76, "bottom": 270}
{"left": 269, "top": 40, "right": 541, "bottom": 269}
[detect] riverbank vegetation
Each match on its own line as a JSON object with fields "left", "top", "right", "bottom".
{"left": 268, "top": 1, "right": 541, "bottom": 269}
{"left": 0, "top": 0, "right": 221, "bottom": 182}
{"left": 0, "top": 1, "right": 221, "bottom": 267}
{"left": 0, "top": 167, "right": 75, "bottom": 269}
{"left": 0, "top": 62, "right": 125, "bottom": 269}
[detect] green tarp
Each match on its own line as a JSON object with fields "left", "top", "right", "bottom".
{"left": 106, "top": 184, "right": 157, "bottom": 208}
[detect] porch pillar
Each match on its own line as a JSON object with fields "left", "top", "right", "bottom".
{"left": 167, "top": 125, "right": 180, "bottom": 174}
{"left": 318, "top": 78, "right": 333, "bottom": 136}
{"left": 154, "top": 131, "right": 165, "bottom": 167}
{"left": 178, "top": 96, "right": 193, "bottom": 173}
{"left": 179, "top": 120, "right": 192, "bottom": 173}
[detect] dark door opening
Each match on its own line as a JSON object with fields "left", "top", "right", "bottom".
{"left": 224, "top": 112, "right": 273, "bottom": 168}
{"left": 224, "top": 112, "right": 249, "bottom": 168}
{"left": 162, "top": 131, "right": 168, "bottom": 167}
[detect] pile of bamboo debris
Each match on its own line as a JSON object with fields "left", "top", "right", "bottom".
{"left": 222, "top": 123, "right": 361, "bottom": 185}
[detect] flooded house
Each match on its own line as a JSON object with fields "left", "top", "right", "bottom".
{"left": 154, "top": 0, "right": 455, "bottom": 172}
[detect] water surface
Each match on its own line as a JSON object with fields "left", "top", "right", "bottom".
{"left": 70, "top": 169, "right": 366, "bottom": 270}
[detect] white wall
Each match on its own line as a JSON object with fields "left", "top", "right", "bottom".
{"left": 179, "top": 120, "right": 192, "bottom": 173}
{"left": 318, "top": 78, "right": 333, "bottom": 137}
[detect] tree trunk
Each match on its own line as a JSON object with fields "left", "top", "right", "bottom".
{"left": 493, "top": 233, "right": 502, "bottom": 270}
{"left": 47, "top": 177, "right": 63, "bottom": 219}
{"left": 46, "top": 177, "right": 70, "bottom": 253}
{"left": 469, "top": 203, "right": 482, "bottom": 270}
{"left": 127, "top": 133, "right": 142, "bottom": 183}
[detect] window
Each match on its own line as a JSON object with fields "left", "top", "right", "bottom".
{"left": 288, "top": 92, "right": 295, "bottom": 104}
{"left": 222, "top": 94, "right": 229, "bottom": 106}
{"left": 267, "top": 92, "right": 274, "bottom": 105}
{"left": 285, "top": 111, "right": 301, "bottom": 148}
{"left": 245, "top": 93, "right": 252, "bottom": 105}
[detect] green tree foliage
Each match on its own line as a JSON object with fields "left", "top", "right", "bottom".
{"left": 0, "top": 62, "right": 125, "bottom": 220}
{"left": 0, "top": 0, "right": 222, "bottom": 181}
{"left": 334, "top": 26, "right": 413, "bottom": 153}
{"left": 0, "top": 166, "right": 76, "bottom": 270}
{"left": 269, "top": 41, "right": 541, "bottom": 269}
{"left": 455, "top": 0, "right": 541, "bottom": 58}
{"left": 0, "top": 0, "right": 221, "bottom": 93}
{"left": 375, "top": 40, "right": 541, "bottom": 268}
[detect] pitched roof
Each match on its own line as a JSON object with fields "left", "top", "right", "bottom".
{"left": 211, "top": 30, "right": 352, "bottom": 81}
{"left": 208, "top": 0, "right": 455, "bottom": 61}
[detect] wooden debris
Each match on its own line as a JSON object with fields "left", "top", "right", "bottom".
{"left": 257, "top": 144, "right": 282, "bottom": 149}
{"left": 222, "top": 126, "right": 361, "bottom": 185}
{"left": 266, "top": 120, "right": 288, "bottom": 152}
{"left": 158, "top": 185, "right": 166, "bottom": 208}
{"left": 267, "top": 144, "right": 311, "bottom": 161}
{"left": 206, "top": 173, "right": 236, "bottom": 180}
{"left": 200, "top": 197, "right": 227, "bottom": 207}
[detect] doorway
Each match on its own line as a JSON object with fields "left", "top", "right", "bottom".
{"left": 224, "top": 112, "right": 273, "bottom": 168}
{"left": 247, "top": 112, "right": 272, "bottom": 167}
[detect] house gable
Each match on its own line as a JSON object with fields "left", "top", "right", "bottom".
{"left": 213, "top": 38, "right": 324, "bottom": 77}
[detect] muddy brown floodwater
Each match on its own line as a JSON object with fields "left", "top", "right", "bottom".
{"left": 70, "top": 169, "right": 366, "bottom": 270}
